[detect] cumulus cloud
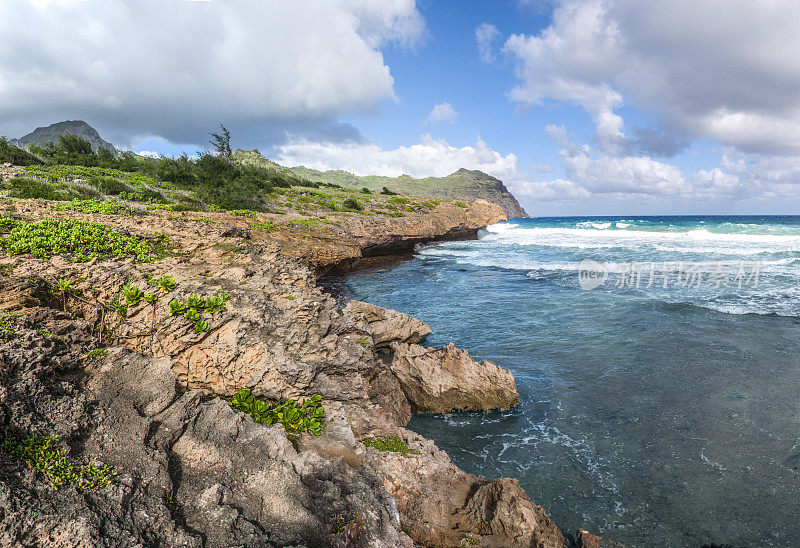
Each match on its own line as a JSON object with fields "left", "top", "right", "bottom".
{"left": 0, "top": 0, "right": 424, "bottom": 146}
{"left": 492, "top": 0, "right": 800, "bottom": 208}
{"left": 475, "top": 23, "right": 502, "bottom": 64}
{"left": 276, "top": 134, "right": 520, "bottom": 182}
{"left": 502, "top": 0, "right": 800, "bottom": 156}
{"left": 503, "top": 0, "right": 626, "bottom": 150}
{"left": 426, "top": 102, "right": 458, "bottom": 124}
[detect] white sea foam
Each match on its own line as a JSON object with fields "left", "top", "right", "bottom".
{"left": 416, "top": 220, "right": 800, "bottom": 316}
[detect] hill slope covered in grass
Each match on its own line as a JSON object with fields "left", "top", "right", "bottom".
{"left": 234, "top": 149, "right": 529, "bottom": 218}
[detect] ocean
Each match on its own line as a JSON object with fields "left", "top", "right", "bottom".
{"left": 344, "top": 216, "right": 800, "bottom": 547}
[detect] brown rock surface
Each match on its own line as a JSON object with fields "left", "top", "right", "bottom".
{"left": 0, "top": 196, "right": 564, "bottom": 547}
{"left": 365, "top": 430, "right": 565, "bottom": 548}
{"left": 345, "top": 300, "right": 432, "bottom": 348}
{"left": 389, "top": 342, "right": 520, "bottom": 413}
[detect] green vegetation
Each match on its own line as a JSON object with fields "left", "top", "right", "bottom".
{"left": 290, "top": 162, "right": 527, "bottom": 217}
{"left": 362, "top": 436, "right": 419, "bottom": 456}
{"left": 122, "top": 283, "right": 150, "bottom": 306}
{"left": 249, "top": 220, "right": 276, "bottom": 231}
{"left": 0, "top": 137, "right": 43, "bottom": 166}
{"left": 209, "top": 124, "right": 232, "bottom": 160}
{"left": 169, "top": 291, "right": 230, "bottom": 333}
{"left": 229, "top": 389, "right": 325, "bottom": 435}
{"left": 54, "top": 198, "right": 133, "bottom": 216}
{"left": 155, "top": 275, "right": 177, "bottom": 293}
{"left": 3, "top": 177, "right": 69, "bottom": 200}
{"left": 454, "top": 201, "right": 468, "bottom": 208}
{"left": 2, "top": 127, "right": 486, "bottom": 229}
{"left": 341, "top": 197, "right": 364, "bottom": 211}
{"left": 0, "top": 313, "right": 17, "bottom": 336}
{"left": 87, "top": 347, "right": 108, "bottom": 358}
{"left": 0, "top": 434, "right": 114, "bottom": 491}
{"left": 0, "top": 217, "right": 164, "bottom": 262}
{"left": 228, "top": 209, "right": 256, "bottom": 217}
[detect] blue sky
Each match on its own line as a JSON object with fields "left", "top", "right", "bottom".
{"left": 3, "top": 1, "right": 800, "bottom": 216}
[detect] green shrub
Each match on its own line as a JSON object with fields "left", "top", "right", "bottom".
{"left": 154, "top": 155, "right": 196, "bottom": 186}
{"left": 380, "top": 186, "right": 397, "bottom": 195}
{"left": 4, "top": 177, "right": 65, "bottom": 200}
{"left": 0, "top": 138, "right": 43, "bottom": 166}
{"left": 0, "top": 434, "right": 114, "bottom": 491}
{"left": 228, "top": 209, "right": 256, "bottom": 217}
{"left": 119, "top": 187, "right": 165, "bottom": 204}
{"left": 362, "top": 436, "right": 418, "bottom": 456}
{"left": 342, "top": 197, "right": 364, "bottom": 211}
{"left": 33, "top": 135, "right": 100, "bottom": 167}
{"left": 360, "top": 187, "right": 372, "bottom": 194}
{"left": 229, "top": 389, "right": 325, "bottom": 435}
{"left": 89, "top": 176, "right": 129, "bottom": 195}
{"left": 454, "top": 201, "right": 468, "bottom": 208}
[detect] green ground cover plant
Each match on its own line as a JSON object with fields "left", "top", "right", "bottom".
{"left": 53, "top": 198, "right": 134, "bottom": 216}
{"left": 228, "top": 389, "right": 325, "bottom": 435}
{"left": 169, "top": 291, "right": 230, "bottom": 333}
{"left": 249, "top": 220, "right": 276, "bottom": 231}
{"left": 0, "top": 434, "right": 114, "bottom": 491}
{"left": 0, "top": 217, "right": 163, "bottom": 262}
{"left": 362, "top": 436, "right": 419, "bottom": 456}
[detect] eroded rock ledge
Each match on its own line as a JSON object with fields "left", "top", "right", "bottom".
{"left": 0, "top": 198, "right": 567, "bottom": 547}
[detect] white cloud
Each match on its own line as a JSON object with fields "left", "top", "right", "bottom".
{"left": 276, "top": 134, "right": 522, "bottom": 182}
{"left": 503, "top": 0, "right": 800, "bottom": 156}
{"left": 494, "top": 0, "right": 800, "bottom": 208}
{"left": 513, "top": 178, "right": 591, "bottom": 202}
{"left": 503, "top": 0, "right": 626, "bottom": 150}
{"left": 135, "top": 150, "right": 162, "bottom": 159}
{"left": 475, "top": 23, "right": 501, "bottom": 64}
{"left": 0, "top": 0, "right": 424, "bottom": 146}
{"left": 426, "top": 102, "right": 458, "bottom": 124}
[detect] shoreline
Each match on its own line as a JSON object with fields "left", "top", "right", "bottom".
{"left": 0, "top": 195, "right": 576, "bottom": 547}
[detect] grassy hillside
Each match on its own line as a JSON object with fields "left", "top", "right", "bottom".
{"left": 236, "top": 150, "right": 529, "bottom": 218}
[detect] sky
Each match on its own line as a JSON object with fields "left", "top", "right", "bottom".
{"left": 2, "top": 0, "right": 800, "bottom": 216}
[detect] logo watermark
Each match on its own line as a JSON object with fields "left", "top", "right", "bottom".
{"left": 577, "top": 261, "right": 761, "bottom": 290}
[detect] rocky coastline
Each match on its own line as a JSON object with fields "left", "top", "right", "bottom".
{"left": 0, "top": 196, "right": 575, "bottom": 546}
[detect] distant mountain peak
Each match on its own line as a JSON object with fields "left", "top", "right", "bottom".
{"left": 14, "top": 120, "right": 115, "bottom": 152}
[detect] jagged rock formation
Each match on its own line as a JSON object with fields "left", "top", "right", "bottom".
{"left": 389, "top": 342, "right": 519, "bottom": 413}
{"left": 0, "top": 198, "right": 565, "bottom": 547}
{"left": 344, "top": 300, "right": 432, "bottom": 349}
{"left": 11, "top": 120, "right": 115, "bottom": 152}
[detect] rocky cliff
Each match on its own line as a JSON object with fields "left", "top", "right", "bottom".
{"left": 0, "top": 194, "right": 566, "bottom": 546}
{"left": 11, "top": 120, "right": 116, "bottom": 152}
{"left": 234, "top": 149, "right": 530, "bottom": 219}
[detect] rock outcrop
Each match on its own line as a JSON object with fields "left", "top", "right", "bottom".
{"left": 345, "top": 300, "right": 432, "bottom": 348}
{"left": 365, "top": 431, "right": 565, "bottom": 548}
{"left": 0, "top": 304, "right": 410, "bottom": 546}
{"left": 389, "top": 342, "right": 520, "bottom": 413}
{"left": 0, "top": 197, "right": 564, "bottom": 547}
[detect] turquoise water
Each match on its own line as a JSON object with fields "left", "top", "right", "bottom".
{"left": 344, "top": 216, "right": 800, "bottom": 547}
